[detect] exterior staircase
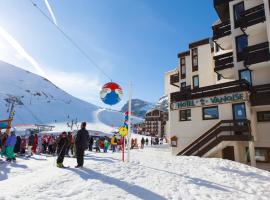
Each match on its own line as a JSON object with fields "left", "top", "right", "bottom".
{"left": 177, "top": 119, "right": 252, "bottom": 157}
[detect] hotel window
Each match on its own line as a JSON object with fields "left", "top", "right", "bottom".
{"left": 239, "top": 69, "right": 252, "bottom": 85}
{"left": 235, "top": 34, "right": 248, "bottom": 61}
{"left": 181, "top": 82, "right": 186, "bottom": 88}
{"left": 202, "top": 106, "right": 219, "bottom": 120}
{"left": 192, "top": 48, "right": 198, "bottom": 71}
{"left": 234, "top": 2, "right": 245, "bottom": 28}
{"left": 193, "top": 75, "right": 199, "bottom": 88}
{"left": 179, "top": 109, "right": 191, "bottom": 121}
{"left": 180, "top": 57, "right": 186, "bottom": 79}
{"left": 257, "top": 111, "right": 270, "bottom": 122}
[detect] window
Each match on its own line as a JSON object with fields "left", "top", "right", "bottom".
{"left": 236, "top": 34, "right": 248, "bottom": 61}
{"left": 257, "top": 111, "right": 270, "bottom": 122}
{"left": 193, "top": 75, "right": 199, "bottom": 88}
{"left": 179, "top": 109, "right": 191, "bottom": 121}
{"left": 180, "top": 57, "right": 186, "bottom": 79}
{"left": 234, "top": 2, "right": 245, "bottom": 28}
{"left": 203, "top": 106, "right": 219, "bottom": 120}
{"left": 247, "top": 148, "right": 270, "bottom": 163}
{"left": 192, "top": 48, "right": 198, "bottom": 71}
{"left": 181, "top": 82, "right": 186, "bottom": 88}
{"left": 239, "top": 69, "right": 252, "bottom": 85}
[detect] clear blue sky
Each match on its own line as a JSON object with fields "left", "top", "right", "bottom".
{"left": 0, "top": 0, "right": 218, "bottom": 109}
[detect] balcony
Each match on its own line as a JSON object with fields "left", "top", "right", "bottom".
{"left": 240, "top": 4, "right": 266, "bottom": 29}
{"left": 250, "top": 84, "right": 270, "bottom": 106}
{"left": 170, "top": 73, "right": 180, "bottom": 87}
{"left": 214, "top": 51, "right": 234, "bottom": 71}
{"left": 212, "top": 20, "right": 231, "bottom": 40}
{"left": 243, "top": 42, "right": 270, "bottom": 67}
{"left": 171, "top": 80, "right": 250, "bottom": 103}
{"left": 214, "top": 0, "right": 233, "bottom": 21}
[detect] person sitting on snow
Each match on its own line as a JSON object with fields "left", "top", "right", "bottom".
{"left": 56, "top": 132, "right": 69, "bottom": 168}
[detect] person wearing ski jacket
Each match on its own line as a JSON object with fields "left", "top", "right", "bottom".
{"left": 75, "top": 122, "right": 89, "bottom": 168}
{"left": 56, "top": 132, "right": 69, "bottom": 168}
{"left": 32, "top": 134, "right": 38, "bottom": 154}
{"left": 103, "top": 139, "right": 109, "bottom": 153}
{"left": 27, "top": 132, "right": 34, "bottom": 157}
{"left": 111, "top": 135, "right": 117, "bottom": 152}
{"left": 6, "top": 132, "right": 17, "bottom": 161}
{"left": 14, "top": 136, "right": 21, "bottom": 154}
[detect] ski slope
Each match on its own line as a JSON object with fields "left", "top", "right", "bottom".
{"left": 0, "top": 146, "right": 270, "bottom": 200}
{"left": 0, "top": 61, "right": 142, "bottom": 133}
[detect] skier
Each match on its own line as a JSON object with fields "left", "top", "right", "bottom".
{"left": 141, "top": 137, "right": 145, "bottom": 149}
{"left": 5, "top": 132, "right": 17, "bottom": 162}
{"left": 27, "top": 132, "right": 34, "bottom": 157}
{"left": 56, "top": 132, "right": 69, "bottom": 168}
{"left": 75, "top": 122, "right": 89, "bottom": 168}
{"left": 95, "top": 138, "right": 100, "bottom": 153}
{"left": 103, "top": 138, "right": 109, "bottom": 153}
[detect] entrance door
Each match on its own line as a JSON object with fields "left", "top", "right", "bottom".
{"left": 232, "top": 103, "right": 247, "bottom": 135}
{"left": 222, "top": 146, "right": 235, "bottom": 161}
{"left": 232, "top": 103, "right": 247, "bottom": 120}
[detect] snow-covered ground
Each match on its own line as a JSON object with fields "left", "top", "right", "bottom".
{"left": 1, "top": 146, "right": 270, "bottom": 200}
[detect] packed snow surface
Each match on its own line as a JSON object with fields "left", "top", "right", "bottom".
{"left": 1, "top": 146, "right": 270, "bottom": 200}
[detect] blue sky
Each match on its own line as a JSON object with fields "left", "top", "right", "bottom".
{"left": 0, "top": 0, "right": 217, "bottom": 109}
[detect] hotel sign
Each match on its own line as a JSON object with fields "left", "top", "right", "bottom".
{"left": 171, "top": 92, "right": 248, "bottom": 110}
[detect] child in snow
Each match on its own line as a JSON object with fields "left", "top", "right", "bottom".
{"left": 103, "top": 139, "right": 109, "bottom": 153}
{"left": 5, "top": 132, "right": 17, "bottom": 162}
{"left": 56, "top": 132, "right": 69, "bottom": 168}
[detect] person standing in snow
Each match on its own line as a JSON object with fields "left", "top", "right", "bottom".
{"left": 32, "top": 134, "right": 38, "bottom": 154}
{"left": 89, "top": 136, "right": 94, "bottom": 151}
{"left": 56, "top": 132, "right": 69, "bottom": 168}
{"left": 111, "top": 134, "right": 117, "bottom": 152}
{"left": 103, "top": 138, "right": 109, "bottom": 153}
{"left": 75, "top": 122, "right": 89, "bottom": 168}
{"left": 27, "top": 132, "right": 35, "bottom": 157}
{"left": 141, "top": 137, "right": 145, "bottom": 149}
{"left": 5, "top": 132, "right": 17, "bottom": 162}
{"left": 14, "top": 135, "right": 21, "bottom": 155}
{"left": 145, "top": 138, "right": 149, "bottom": 146}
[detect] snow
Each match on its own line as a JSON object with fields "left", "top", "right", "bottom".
{"left": 0, "top": 61, "right": 142, "bottom": 133}
{"left": 1, "top": 146, "right": 270, "bottom": 200}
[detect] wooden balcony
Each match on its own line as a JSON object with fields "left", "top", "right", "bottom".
{"left": 170, "top": 80, "right": 250, "bottom": 103}
{"left": 214, "top": 52, "right": 234, "bottom": 71}
{"left": 240, "top": 4, "right": 266, "bottom": 29}
{"left": 214, "top": 0, "right": 233, "bottom": 21}
{"left": 170, "top": 73, "right": 180, "bottom": 87}
{"left": 212, "top": 20, "right": 231, "bottom": 40}
{"left": 243, "top": 42, "right": 270, "bottom": 66}
{"left": 250, "top": 84, "right": 270, "bottom": 106}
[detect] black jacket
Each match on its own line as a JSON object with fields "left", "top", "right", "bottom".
{"left": 75, "top": 128, "right": 89, "bottom": 150}
{"left": 28, "top": 134, "right": 35, "bottom": 146}
{"left": 57, "top": 137, "right": 69, "bottom": 154}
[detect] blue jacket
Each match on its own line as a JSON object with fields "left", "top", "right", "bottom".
{"left": 6, "top": 135, "right": 17, "bottom": 147}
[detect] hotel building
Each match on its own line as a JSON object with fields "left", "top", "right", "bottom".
{"left": 166, "top": 0, "right": 270, "bottom": 170}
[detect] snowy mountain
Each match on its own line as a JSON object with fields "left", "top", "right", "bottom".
{"left": 120, "top": 99, "right": 155, "bottom": 118}
{"left": 155, "top": 95, "right": 168, "bottom": 112}
{"left": 0, "top": 61, "right": 141, "bottom": 132}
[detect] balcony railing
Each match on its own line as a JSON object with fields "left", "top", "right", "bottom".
{"left": 170, "top": 73, "right": 180, "bottom": 86}
{"left": 243, "top": 42, "right": 270, "bottom": 66}
{"left": 212, "top": 20, "right": 231, "bottom": 40}
{"left": 214, "top": 51, "right": 234, "bottom": 71}
{"left": 171, "top": 80, "right": 250, "bottom": 103}
{"left": 240, "top": 4, "right": 266, "bottom": 29}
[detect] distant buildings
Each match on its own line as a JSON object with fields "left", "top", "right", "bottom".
{"left": 133, "top": 108, "right": 168, "bottom": 137}
{"left": 165, "top": 0, "right": 270, "bottom": 171}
